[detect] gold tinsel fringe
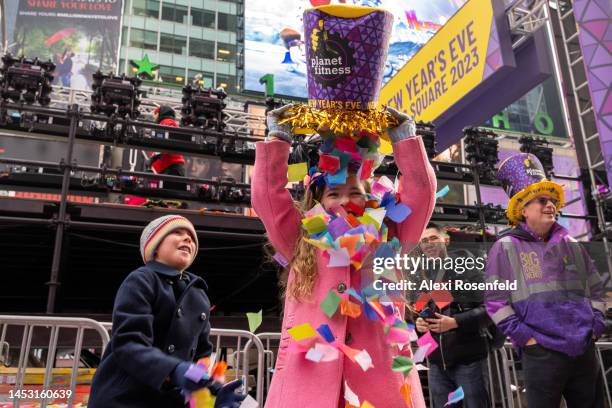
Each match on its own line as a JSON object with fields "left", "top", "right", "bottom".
{"left": 278, "top": 105, "right": 398, "bottom": 138}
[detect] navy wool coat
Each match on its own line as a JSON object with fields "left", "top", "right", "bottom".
{"left": 88, "top": 261, "right": 213, "bottom": 408}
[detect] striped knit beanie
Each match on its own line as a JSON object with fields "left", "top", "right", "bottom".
{"left": 140, "top": 215, "right": 199, "bottom": 263}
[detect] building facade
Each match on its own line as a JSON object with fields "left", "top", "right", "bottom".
{"left": 119, "top": 0, "right": 243, "bottom": 94}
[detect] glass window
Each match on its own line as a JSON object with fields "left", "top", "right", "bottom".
{"left": 161, "top": 4, "right": 188, "bottom": 24}
{"left": 133, "top": 0, "right": 159, "bottom": 18}
{"left": 188, "top": 70, "right": 214, "bottom": 88}
{"left": 158, "top": 65, "right": 186, "bottom": 85}
{"left": 216, "top": 74, "right": 236, "bottom": 91}
{"left": 128, "top": 28, "right": 157, "bottom": 50}
{"left": 192, "top": 9, "right": 216, "bottom": 29}
{"left": 217, "top": 13, "right": 236, "bottom": 32}
{"left": 189, "top": 38, "right": 215, "bottom": 59}
{"left": 160, "top": 34, "right": 187, "bottom": 55}
{"left": 216, "top": 44, "right": 236, "bottom": 63}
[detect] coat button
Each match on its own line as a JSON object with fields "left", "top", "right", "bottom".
{"left": 337, "top": 283, "right": 347, "bottom": 293}
{"left": 167, "top": 344, "right": 175, "bottom": 353}
{"left": 166, "top": 279, "right": 174, "bottom": 285}
{"left": 200, "top": 312, "right": 207, "bottom": 321}
{"left": 177, "top": 307, "right": 183, "bottom": 318}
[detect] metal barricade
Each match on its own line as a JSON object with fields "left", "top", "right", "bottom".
{"left": 253, "top": 332, "right": 281, "bottom": 396}
{"left": 209, "top": 328, "right": 266, "bottom": 406}
{"left": 0, "top": 315, "right": 110, "bottom": 408}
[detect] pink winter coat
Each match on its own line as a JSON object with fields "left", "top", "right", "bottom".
{"left": 251, "top": 138, "right": 436, "bottom": 408}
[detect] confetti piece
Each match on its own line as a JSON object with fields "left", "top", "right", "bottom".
{"left": 240, "top": 395, "right": 259, "bottom": 408}
{"left": 355, "top": 349, "right": 374, "bottom": 372}
{"left": 328, "top": 217, "right": 352, "bottom": 240}
{"left": 361, "top": 400, "right": 375, "bottom": 408}
{"left": 346, "top": 288, "right": 364, "bottom": 303}
{"left": 319, "top": 154, "right": 341, "bottom": 174}
{"left": 287, "top": 162, "right": 308, "bottom": 182}
{"left": 304, "top": 203, "right": 328, "bottom": 218}
{"left": 185, "top": 364, "right": 208, "bottom": 382}
{"left": 391, "top": 355, "right": 414, "bottom": 376}
{"left": 340, "top": 298, "right": 362, "bottom": 318}
{"left": 321, "top": 288, "right": 341, "bottom": 318}
{"left": 288, "top": 323, "right": 318, "bottom": 341}
{"left": 412, "top": 343, "right": 431, "bottom": 364}
{"left": 317, "top": 323, "right": 335, "bottom": 343}
{"left": 416, "top": 363, "right": 429, "bottom": 371}
{"left": 305, "top": 347, "right": 324, "bottom": 363}
{"left": 371, "top": 176, "right": 395, "bottom": 196}
{"left": 328, "top": 247, "right": 351, "bottom": 267}
{"left": 386, "top": 202, "right": 412, "bottom": 223}
{"left": 272, "top": 252, "right": 289, "bottom": 268}
{"left": 315, "top": 342, "right": 340, "bottom": 361}
{"left": 431, "top": 290, "right": 453, "bottom": 310}
{"left": 344, "top": 381, "right": 360, "bottom": 407}
{"left": 246, "top": 309, "right": 262, "bottom": 333}
{"left": 358, "top": 159, "right": 374, "bottom": 180}
{"left": 386, "top": 327, "right": 413, "bottom": 345}
{"left": 436, "top": 185, "right": 450, "bottom": 199}
{"left": 417, "top": 331, "right": 439, "bottom": 357}
{"left": 302, "top": 215, "right": 328, "bottom": 235}
{"left": 445, "top": 386, "right": 464, "bottom": 406}
{"left": 400, "top": 383, "right": 412, "bottom": 408}
{"left": 326, "top": 166, "right": 348, "bottom": 185}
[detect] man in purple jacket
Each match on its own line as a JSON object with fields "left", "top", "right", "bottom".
{"left": 485, "top": 153, "right": 606, "bottom": 408}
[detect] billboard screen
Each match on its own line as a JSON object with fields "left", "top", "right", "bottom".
{"left": 12, "top": 0, "right": 124, "bottom": 91}
{"left": 244, "top": 0, "right": 465, "bottom": 98}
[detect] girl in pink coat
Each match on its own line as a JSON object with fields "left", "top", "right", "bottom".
{"left": 251, "top": 106, "right": 436, "bottom": 408}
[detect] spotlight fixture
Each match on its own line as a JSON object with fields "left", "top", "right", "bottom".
{"left": 90, "top": 71, "right": 142, "bottom": 118}
{"left": 180, "top": 84, "right": 227, "bottom": 131}
{"left": 0, "top": 54, "right": 54, "bottom": 106}
{"left": 519, "top": 135, "right": 554, "bottom": 177}
{"left": 464, "top": 127, "right": 499, "bottom": 184}
{"left": 416, "top": 121, "right": 437, "bottom": 159}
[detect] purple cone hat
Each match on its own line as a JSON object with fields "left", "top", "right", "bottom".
{"left": 497, "top": 153, "right": 564, "bottom": 224}
{"left": 281, "top": 5, "right": 395, "bottom": 136}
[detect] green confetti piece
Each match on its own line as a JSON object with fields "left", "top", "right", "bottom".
{"left": 392, "top": 355, "right": 414, "bottom": 377}
{"left": 246, "top": 310, "right": 262, "bottom": 333}
{"left": 320, "top": 288, "right": 341, "bottom": 318}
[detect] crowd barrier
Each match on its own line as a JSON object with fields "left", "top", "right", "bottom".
{"left": 0, "top": 316, "right": 266, "bottom": 407}
{"left": 0, "top": 315, "right": 110, "bottom": 407}
{"left": 1, "top": 315, "right": 610, "bottom": 407}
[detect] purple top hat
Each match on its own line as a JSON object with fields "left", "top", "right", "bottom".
{"left": 497, "top": 153, "right": 564, "bottom": 224}
{"left": 303, "top": 6, "right": 393, "bottom": 111}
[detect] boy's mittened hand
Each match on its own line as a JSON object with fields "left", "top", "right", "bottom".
{"left": 214, "top": 379, "right": 247, "bottom": 408}
{"left": 171, "top": 362, "right": 211, "bottom": 393}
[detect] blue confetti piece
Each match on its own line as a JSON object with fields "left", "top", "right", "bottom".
{"left": 436, "top": 185, "right": 450, "bottom": 199}
{"left": 316, "top": 323, "right": 335, "bottom": 343}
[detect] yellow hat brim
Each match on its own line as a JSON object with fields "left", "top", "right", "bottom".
{"left": 506, "top": 180, "right": 565, "bottom": 225}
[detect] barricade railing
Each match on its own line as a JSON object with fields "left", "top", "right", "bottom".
{"left": 209, "top": 328, "right": 266, "bottom": 406}
{"left": 253, "top": 333, "right": 281, "bottom": 395}
{"left": 0, "top": 315, "right": 110, "bottom": 407}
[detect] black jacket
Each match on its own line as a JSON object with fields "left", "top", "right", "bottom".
{"left": 413, "top": 252, "right": 493, "bottom": 369}
{"left": 88, "top": 261, "right": 212, "bottom": 408}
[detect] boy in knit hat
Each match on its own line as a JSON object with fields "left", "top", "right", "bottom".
{"left": 89, "top": 214, "right": 246, "bottom": 408}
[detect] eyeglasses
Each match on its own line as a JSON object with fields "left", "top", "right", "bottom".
{"left": 531, "top": 197, "right": 559, "bottom": 207}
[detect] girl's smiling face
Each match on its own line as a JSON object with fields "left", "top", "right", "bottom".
{"left": 320, "top": 174, "right": 367, "bottom": 211}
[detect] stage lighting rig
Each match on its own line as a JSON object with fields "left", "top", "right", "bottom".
{"left": 0, "top": 54, "right": 54, "bottom": 106}
{"left": 90, "top": 71, "right": 142, "bottom": 119}
{"left": 464, "top": 127, "right": 499, "bottom": 184}
{"left": 416, "top": 121, "right": 438, "bottom": 159}
{"left": 181, "top": 85, "right": 227, "bottom": 131}
{"left": 519, "top": 135, "right": 554, "bottom": 177}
